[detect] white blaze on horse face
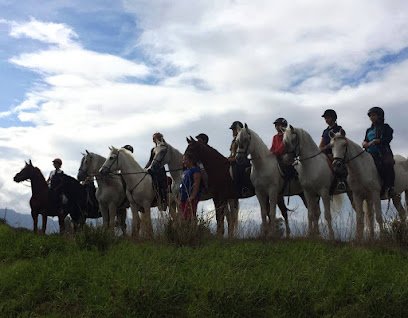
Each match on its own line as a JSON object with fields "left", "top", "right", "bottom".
{"left": 331, "top": 135, "right": 347, "bottom": 160}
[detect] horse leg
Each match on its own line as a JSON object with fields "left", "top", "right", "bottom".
{"left": 41, "top": 213, "right": 48, "bottom": 235}
{"left": 255, "top": 191, "right": 269, "bottom": 237}
{"left": 100, "top": 204, "right": 110, "bottom": 230}
{"left": 373, "top": 194, "right": 384, "bottom": 237}
{"left": 228, "top": 199, "right": 239, "bottom": 238}
{"left": 322, "top": 193, "right": 334, "bottom": 240}
{"left": 32, "top": 212, "right": 38, "bottom": 234}
{"left": 304, "top": 191, "right": 318, "bottom": 237}
{"left": 268, "top": 190, "right": 279, "bottom": 238}
{"left": 277, "top": 195, "right": 290, "bottom": 238}
{"left": 392, "top": 194, "right": 406, "bottom": 221}
{"left": 213, "top": 198, "right": 226, "bottom": 238}
{"left": 130, "top": 204, "right": 141, "bottom": 239}
{"left": 58, "top": 214, "right": 65, "bottom": 234}
{"left": 354, "top": 195, "right": 365, "bottom": 241}
{"left": 117, "top": 208, "right": 127, "bottom": 236}
{"left": 141, "top": 203, "right": 153, "bottom": 239}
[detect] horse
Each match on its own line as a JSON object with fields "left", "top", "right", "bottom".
{"left": 50, "top": 172, "right": 101, "bottom": 230}
{"left": 78, "top": 150, "right": 128, "bottom": 235}
{"left": 330, "top": 130, "right": 408, "bottom": 240}
{"left": 283, "top": 125, "right": 341, "bottom": 239}
{"left": 99, "top": 147, "right": 155, "bottom": 238}
{"left": 151, "top": 139, "right": 239, "bottom": 237}
{"left": 13, "top": 160, "right": 67, "bottom": 234}
{"left": 235, "top": 124, "right": 306, "bottom": 238}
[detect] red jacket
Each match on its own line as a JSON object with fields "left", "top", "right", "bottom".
{"left": 270, "top": 133, "right": 285, "bottom": 156}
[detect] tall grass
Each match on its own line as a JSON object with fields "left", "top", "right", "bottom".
{"left": 1, "top": 221, "right": 408, "bottom": 317}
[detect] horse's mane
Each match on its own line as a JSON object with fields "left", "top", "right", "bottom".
{"left": 295, "top": 127, "right": 320, "bottom": 151}
{"left": 247, "top": 128, "right": 270, "bottom": 155}
{"left": 32, "top": 166, "right": 47, "bottom": 185}
{"left": 197, "top": 142, "right": 229, "bottom": 164}
{"left": 120, "top": 148, "right": 144, "bottom": 170}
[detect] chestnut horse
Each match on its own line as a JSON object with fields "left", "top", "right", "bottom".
{"left": 13, "top": 160, "right": 67, "bottom": 234}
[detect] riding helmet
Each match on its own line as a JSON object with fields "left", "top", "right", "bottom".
{"left": 123, "top": 145, "right": 134, "bottom": 153}
{"left": 367, "top": 106, "right": 384, "bottom": 119}
{"left": 52, "top": 158, "right": 62, "bottom": 165}
{"left": 229, "top": 121, "right": 244, "bottom": 130}
{"left": 195, "top": 133, "right": 209, "bottom": 144}
{"left": 321, "top": 109, "right": 337, "bottom": 121}
{"left": 273, "top": 117, "right": 288, "bottom": 127}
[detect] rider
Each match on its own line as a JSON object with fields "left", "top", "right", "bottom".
{"left": 362, "top": 106, "right": 395, "bottom": 197}
{"left": 228, "top": 121, "right": 251, "bottom": 196}
{"left": 47, "top": 158, "right": 64, "bottom": 187}
{"left": 47, "top": 158, "right": 65, "bottom": 211}
{"left": 319, "top": 109, "right": 347, "bottom": 193}
{"left": 270, "top": 118, "right": 297, "bottom": 187}
{"left": 195, "top": 133, "right": 209, "bottom": 145}
{"left": 179, "top": 152, "right": 202, "bottom": 220}
{"left": 145, "top": 132, "right": 168, "bottom": 209}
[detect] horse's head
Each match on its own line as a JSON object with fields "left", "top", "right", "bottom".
{"left": 99, "top": 146, "right": 120, "bottom": 176}
{"left": 283, "top": 125, "right": 299, "bottom": 155}
{"left": 150, "top": 140, "right": 169, "bottom": 171}
{"left": 235, "top": 123, "right": 251, "bottom": 164}
{"left": 185, "top": 136, "right": 200, "bottom": 158}
{"left": 14, "top": 160, "right": 35, "bottom": 182}
{"left": 78, "top": 150, "right": 91, "bottom": 181}
{"left": 330, "top": 129, "right": 348, "bottom": 172}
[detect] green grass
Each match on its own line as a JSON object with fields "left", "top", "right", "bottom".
{"left": 1, "top": 223, "right": 408, "bottom": 317}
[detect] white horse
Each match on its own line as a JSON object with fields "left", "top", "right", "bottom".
{"left": 330, "top": 131, "right": 408, "bottom": 240}
{"left": 151, "top": 139, "right": 240, "bottom": 237}
{"left": 235, "top": 124, "right": 305, "bottom": 237}
{"left": 283, "top": 125, "right": 339, "bottom": 239}
{"left": 99, "top": 147, "right": 155, "bottom": 238}
{"left": 77, "top": 150, "right": 128, "bottom": 235}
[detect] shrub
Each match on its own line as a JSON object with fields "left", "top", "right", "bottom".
{"left": 75, "top": 224, "right": 119, "bottom": 252}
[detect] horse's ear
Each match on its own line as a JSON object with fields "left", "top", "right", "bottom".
{"left": 189, "top": 135, "right": 196, "bottom": 141}
{"left": 340, "top": 129, "right": 346, "bottom": 137}
{"left": 329, "top": 131, "right": 336, "bottom": 139}
{"left": 186, "top": 137, "right": 191, "bottom": 144}
{"left": 109, "top": 146, "right": 113, "bottom": 151}
{"left": 24, "top": 160, "right": 28, "bottom": 166}
{"left": 289, "top": 124, "right": 294, "bottom": 132}
{"left": 86, "top": 149, "right": 89, "bottom": 154}
{"left": 244, "top": 123, "right": 248, "bottom": 129}
{"left": 29, "top": 159, "right": 33, "bottom": 166}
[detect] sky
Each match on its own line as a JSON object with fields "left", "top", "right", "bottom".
{"left": 1, "top": 0, "right": 408, "bottom": 218}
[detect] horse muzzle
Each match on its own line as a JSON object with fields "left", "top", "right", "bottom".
{"left": 77, "top": 170, "right": 87, "bottom": 181}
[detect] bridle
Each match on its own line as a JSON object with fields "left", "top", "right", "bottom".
{"left": 332, "top": 136, "right": 365, "bottom": 164}
{"left": 236, "top": 129, "right": 252, "bottom": 160}
{"left": 286, "top": 131, "right": 322, "bottom": 163}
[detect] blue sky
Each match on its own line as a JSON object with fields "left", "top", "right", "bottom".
{"left": 1, "top": 0, "right": 408, "bottom": 218}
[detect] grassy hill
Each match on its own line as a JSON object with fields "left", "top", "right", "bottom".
{"left": 0, "top": 221, "right": 408, "bottom": 317}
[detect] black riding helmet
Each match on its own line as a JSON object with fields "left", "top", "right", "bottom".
{"left": 123, "top": 145, "right": 134, "bottom": 153}
{"left": 321, "top": 109, "right": 337, "bottom": 121}
{"left": 273, "top": 117, "right": 288, "bottom": 127}
{"left": 229, "top": 121, "right": 244, "bottom": 130}
{"left": 195, "top": 133, "right": 209, "bottom": 144}
{"left": 367, "top": 106, "right": 384, "bottom": 119}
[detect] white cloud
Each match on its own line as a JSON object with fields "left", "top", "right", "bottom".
{"left": 9, "top": 17, "right": 78, "bottom": 48}
{"left": 2, "top": 2, "right": 408, "bottom": 216}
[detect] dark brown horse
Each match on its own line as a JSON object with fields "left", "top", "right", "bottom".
{"left": 13, "top": 160, "right": 67, "bottom": 234}
{"left": 185, "top": 137, "right": 295, "bottom": 237}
